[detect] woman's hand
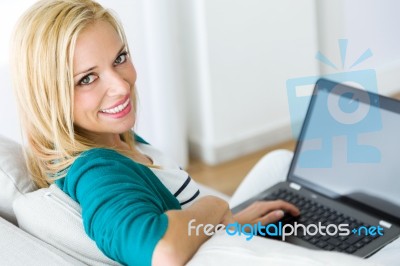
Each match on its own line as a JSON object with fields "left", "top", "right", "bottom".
{"left": 233, "top": 200, "right": 300, "bottom": 225}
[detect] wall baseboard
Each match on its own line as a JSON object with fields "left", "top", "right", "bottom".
{"left": 189, "top": 123, "right": 293, "bottom": 165}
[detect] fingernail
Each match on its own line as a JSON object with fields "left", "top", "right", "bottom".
{"left": 275, "top": 210, "right": 284, "bottom": 218}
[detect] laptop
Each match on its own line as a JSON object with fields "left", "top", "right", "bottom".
{"left": 231, "top": 78, "right": 400, "bottom": 257}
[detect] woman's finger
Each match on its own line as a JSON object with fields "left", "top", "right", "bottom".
{"left": 233, "top": 199, "right": 300, "bottom": 225}
{"left": 257, "top": 209, "right": 286, "bottom": 224}
{"left": 256, "top": 200, "right": 300, "bottom": 217}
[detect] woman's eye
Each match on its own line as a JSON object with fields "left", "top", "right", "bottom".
{"left": 114, "top": 52, "right": 128, "bottom": 65}
{"left": 79, "top": 74, "right": 97, "bottom": 85}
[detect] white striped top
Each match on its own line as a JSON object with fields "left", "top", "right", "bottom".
{"left": 136, "top": 143, "right": 201, "bottom": 209}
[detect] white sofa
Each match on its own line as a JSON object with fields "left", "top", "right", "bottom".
{"left": 1, "top": 134, "right": 397, "bottom": 265}
{"left": 0, "top": 135, "right": 87, "bottom": 265}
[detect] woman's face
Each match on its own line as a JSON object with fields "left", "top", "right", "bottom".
{"left": 73, "top": 20, "right": 136, "bottom": 143}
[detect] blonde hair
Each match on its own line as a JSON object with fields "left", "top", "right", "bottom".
{"left": 11, "top": 0, "right": 135, "bottom": 187}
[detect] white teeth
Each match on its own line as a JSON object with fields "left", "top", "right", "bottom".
{"left": 101, "top": 98, "right": 130, "bottom": 114}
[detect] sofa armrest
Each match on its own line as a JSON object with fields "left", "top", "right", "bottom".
{"left": 0, "top": 217, "right": 86, "bottom": 266}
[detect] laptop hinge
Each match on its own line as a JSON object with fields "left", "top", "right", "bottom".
{"left": 289, "top": 182, "right": 301, "bottom": 191}
{"left": 379, "top": 220, "right": 392, "bottom": 229}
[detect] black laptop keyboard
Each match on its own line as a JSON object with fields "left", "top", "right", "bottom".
{"left": 264, "top": 189, "right": 380, "bottom": 254}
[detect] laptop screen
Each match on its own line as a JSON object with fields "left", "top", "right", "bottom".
{"left": 289, "top": 79, "right": 400, "bottom": 221}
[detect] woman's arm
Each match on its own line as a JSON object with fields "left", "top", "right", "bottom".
{"left": 153, "top": 195, "right": 233, "bottom": 266}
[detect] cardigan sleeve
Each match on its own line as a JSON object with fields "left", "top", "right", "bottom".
{"left": 56, "top": 148, "right": 180, "bottom": 266}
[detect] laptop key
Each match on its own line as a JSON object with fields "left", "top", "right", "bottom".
{"left": 324, "top": 244, "right": 335, "bottom": 251}
{"left": 309, "top": 238, "right": 319, "bottom": 245}
{"left": 333, "top": 216, "right": 345, "bottom": 224}
{"left": 362, "top": 236, "right": 373, "bottom": 244}
{"left": 298, "top": 216, "right": 308, "bottom": 224}
{"left": 320, "top": 235, "right": 331, "bottom": 242}
{"left": 345, "top": 234, "right": 364, "bottom": 245}
{"left": 326, "top": 237, "right": 342, "bottom": 247}
{"left": 354, "top": 241, "right": 366, "bottom": 249}
{"left": 345, "top": 246, "right": 357, "bottom": 254}
{"left": 339, "top": 243, "right": 350, "bottom": 250}
{"left": 316, "top": 241, "right": 328, "bottom": 249}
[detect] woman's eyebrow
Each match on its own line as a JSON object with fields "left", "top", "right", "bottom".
{"left": 73, "top": 45, "right": 126, "bottom": 77}
{"left": 74, "top": 66, "right": 97, "bottom": 77}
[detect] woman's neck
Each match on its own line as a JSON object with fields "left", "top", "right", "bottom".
{"left": 75, "top": 128, "right": 153, "bottom": 165}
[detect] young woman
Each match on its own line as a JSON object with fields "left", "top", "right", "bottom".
{"left": 11, "top": 0, "right": 299, "bottom": 265}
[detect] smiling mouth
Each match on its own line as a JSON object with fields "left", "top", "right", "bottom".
{"left": 100, "top": 98, "right": 130, "bottom": 114}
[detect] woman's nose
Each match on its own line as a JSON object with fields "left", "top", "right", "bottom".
{"left": 105, "top": 70, "right": 130, "bottom": 96}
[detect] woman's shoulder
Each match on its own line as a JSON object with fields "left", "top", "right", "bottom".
{"left": 58, "top": 148, "right": 154, "bottom": 199}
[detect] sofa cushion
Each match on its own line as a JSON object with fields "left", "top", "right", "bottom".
{"left": 0, "top": 135, "right": 36, "bottom": 224}
{"left": 0, "top": 216, "right": 86, "bottom": 266}
{"left": 13, "top": 184, "right": 121, "bottom": 265}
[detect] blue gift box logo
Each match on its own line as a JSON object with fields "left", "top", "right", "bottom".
{"left": 286, "top": 40, "right": 382, "bottom": 168}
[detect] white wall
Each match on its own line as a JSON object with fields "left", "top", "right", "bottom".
{"left": 0, "top": 1, "right": 36, "bottom": 144}
{"left": 317, "top": 0, "right": 400, "bottom": 95}
{"left": 185, "top": 0, "right": 319, "bottom": 164}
